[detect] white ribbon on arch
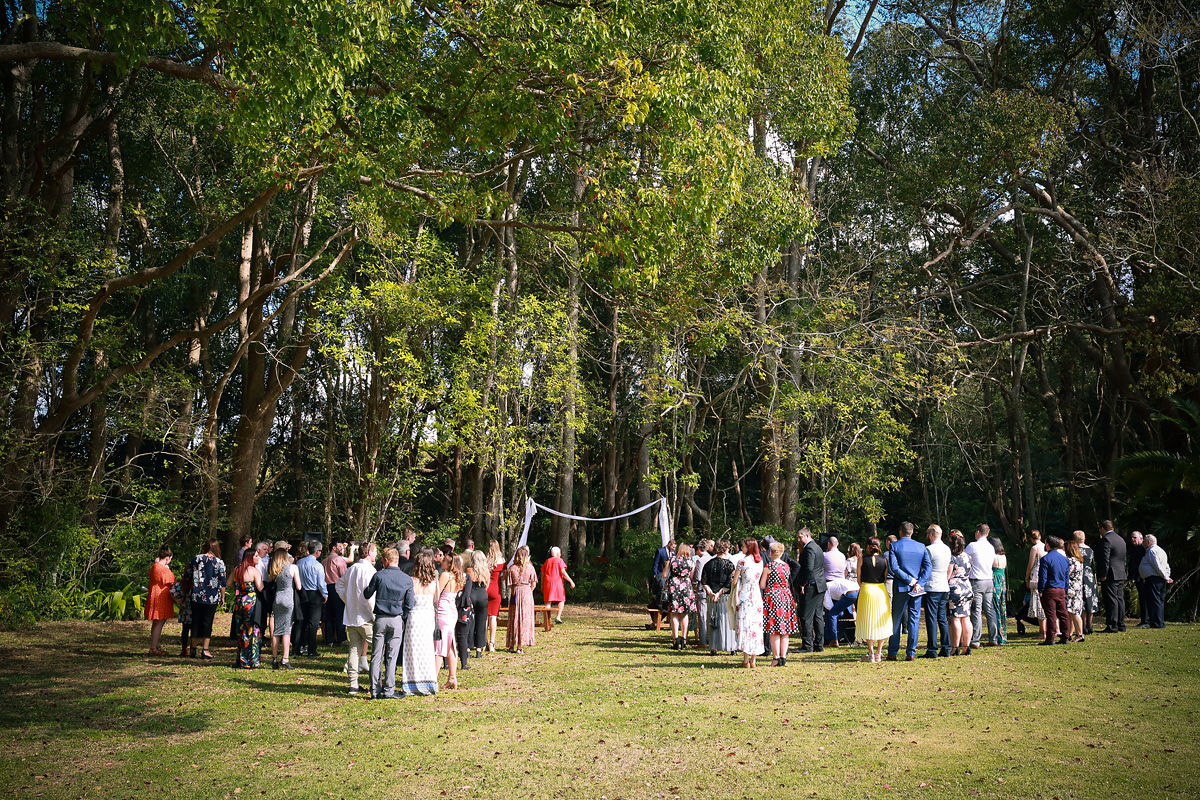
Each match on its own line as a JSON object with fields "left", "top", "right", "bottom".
{"left": 512, "top": 496, "right": 671, "bottom": 558}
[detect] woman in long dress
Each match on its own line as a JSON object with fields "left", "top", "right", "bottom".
{"left": 468, "top": 550, "right": 491, "bottom": 658}
{"left": 1076, "top": 530, "right": 1099, "bottom": 635}
{"left": 1023, "top": 531, "right": 1047, "bottom": 638}
{"left": 760, "top": 541, "right": 797, "bottom": 667}
{"left": 228, "top": 548, "right": 264, "bottom": 668}
{"left": 435, "top": 552, "right": 461, "bottom": 688}
{"left": 145, "top": 544, "right": 175, "bottom": 656}
{"left": 989, "top": 537, "right": 1008, "bottom": 645}
{"left": 506, "top": 545, "right": 538, "bottom": 653}
{"left": 701, "top": 539, "right": 736, "bottom": 655}
{"left": 401, "top": 551, "right": 439, "bottom": 696}
{"left": 1065, "top": 537, "right": 1085, "bottom": 642}
{"left": 662, "top": 543, "right": 697, "bottom": 650}
{"left": 734, "top": 538, "right": 764, "bottom": 668}
{"left": 855, "top": 536, "right": 893, "bottom": 663}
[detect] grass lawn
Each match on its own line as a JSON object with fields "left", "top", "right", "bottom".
{"left": 1, "top": 606, "right": 1198, "bottom": 800}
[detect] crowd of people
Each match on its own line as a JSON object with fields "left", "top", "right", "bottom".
{"left": 143, "top": 530, "right": 579, "bottom": 697}
{"left": 649, "top": 520, "right": 1175, "bottom": 667}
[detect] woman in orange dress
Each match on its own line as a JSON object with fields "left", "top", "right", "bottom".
{"left": 146, "top": 544, "right": 176, "bottom": 656}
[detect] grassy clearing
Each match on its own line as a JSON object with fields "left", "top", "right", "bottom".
{"left": 1, "top": 607, "right": 1198, "bottom": 800}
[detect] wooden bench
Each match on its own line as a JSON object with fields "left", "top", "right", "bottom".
{"left": 496, "top": 604, "right": 555, "bottom": 632}
{"left": 646, "top": 607, "right": 665, "bottom": 631}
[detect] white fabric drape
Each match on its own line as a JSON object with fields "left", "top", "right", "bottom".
{"left": 511, "top": 496, "right": 671, "bottom": 560}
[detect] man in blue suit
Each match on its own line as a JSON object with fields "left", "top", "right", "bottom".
{"left": 887, "top": 521, "right": 933, "bottom": 661}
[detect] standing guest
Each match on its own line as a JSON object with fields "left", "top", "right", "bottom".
{"left": 1096, "top": 520, "right": 1128, "bottom": 633}
{"left": 701, "top": 540, "right": 736, "bottom": 655}
{"left": 485, "top": 541, "right": 506, "bottom": 652}
{"left": 662, "top": 543, "right": 698, "bottom": 650}
{"left": 1038, "top": 536, "right": 1071, "bottom": 645}
{"left": 692, "top": 540, "right": 714, "bottom": 649}
{"left": 463, "top": 539, "right": 476, "bottom": 557}
{"left": 187, "top": 539, "right": 226, "bottom": 661}
{"left": 267, "top": 542, "right": 301, "bottom": 669}
{"left": 823, "top": 536, "right": 847, "bottom": 581}
{"left": 468, "top": 550, "right": 491, "bottom": 658}
{"left": 1139, "top": 534, "right": 1173, "bottom": 629}
{"left": 171, "top": 573, "right": 193, "bottom": 657}
{"left": 450, "top": 555, "right": 475, "bottom": 674}
{"left": 1021, "top": 530, "right": 1047, "bottom": 638}
{"left": 1065, "top": 536, "right": 1086, "bottom": 641}
{"left": 229, "top": 535, "right": 253, "bottom": 641}
{"left": 395, "top": 540, "right": 414, "bottom": 574}
{"left": 336, "top": 542, "right": 376, "bottom": 695}
{"left": 435, "top": 552, "right": 461, "bottom": 684}
{"left": 294, "top": 541, "right": 327, "bottom": 657}
{"left": 989, "top": 537, "right": 1009, "bottom": 645}
{"left": 947, "top": 531, "right": 974, "bottom": 655}
{"left": 965, "top": 524, "right": 999, "bottom": 648}
{"left": 733, "top": 539, "right": 764, "bottom": 668}
{"left": 1129, "top": 530, "right": 1147, "bottom": 627}
{"left": 650, "top": 539, "right": 676, "bottom": 610}
{"left": 401, "top": 551, "right": 440, "bottom": 696}
{"left": 323, "top": 541, "right": 349, "bottom": 647}
{"left": 823, "top": 577, "right": 859, "bottom": 648}
{"left": 146, "top": 545, "right": 176, "bottom": 656}
{"left": 254, "top": 541, "right": 272, "bottom": 576}
{"left": 760, "top": 542, "right": 797, "bottom": 666}
{"left": 364, "top": 547, "right": 416, "bottom": 699}
{"left": 845, "top": 543, "right": 861, "bottom": 582}
{"left": 541, "top": 546, "right": 576, "bottom": 625}
{"left": 886, "top": 522, "right": 932, "bottom": 662}
{"left": 883, "top": 534, "right": 899, "bottom": 599}
{"left": 793, "top": 527, "right": 828, "bottom": 654}
{"left": 855, "top": 537, "right": 892, "bottom": 663}
{"left": 922, "top": 525, "right": 952, "bottom": 659}
{"left": 228, "top": 548, "right": 264, "bottom": 668}
{"left": 1077, "top": 530, "right": 1099, "bottom": 634}
{"left": 506, "top": 545, "right": 538, "bottom": 653}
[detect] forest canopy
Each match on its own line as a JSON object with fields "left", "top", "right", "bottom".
{"left": 1, "top": 0, "right": 1198, "bottom": 620}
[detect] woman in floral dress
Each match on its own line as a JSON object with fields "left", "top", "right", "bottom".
{"left": 759, "top": 541, "right": 797, "bottom": 666}
{"left": 506, "top": 545, "right": 538, "bottom": 653}
{"left": 227, "top": 548, "right": 264, "bottom": 668}
{"left": 1076, "top": 530, "right": 1099, "bottom": 635}
{"left": 662, "top": 543, "right": 697, "bottom": 650}
{"left": 734, "top": 539, "right": 764, "bottom": 668}
{"left": 1065, "top": 537, "right": 1085, "bottom": 641}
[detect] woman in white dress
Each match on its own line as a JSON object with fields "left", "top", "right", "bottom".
{"left": 733, "top": 538, "right": 764, "bottom": 668}
{"left": 401, "top": 551, "right": 440, "bottom": 696}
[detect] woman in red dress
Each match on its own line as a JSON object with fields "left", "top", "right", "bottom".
{"left": 486, "top": 540, "right": 506, "bottom": 652}
{"left": 540, "top": 546, "right": 576, "bottom": 624}
{"left": 145, "top": 544, "right": 176, "bottom": 656}
{"left": 759, "top": 541, "right": 797, "bottom": 666}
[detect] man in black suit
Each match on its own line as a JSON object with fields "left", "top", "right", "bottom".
{"left": 792, "top": 527, "right": 827, "bottom": 653}
{"left": 1128, "top": 531, "right": 1147, "bottom": 626}
{"left": 1095, "top": 520, "right": 1128, "bottom": 633}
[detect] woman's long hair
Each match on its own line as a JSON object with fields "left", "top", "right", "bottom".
{"left": 513, "top": 545, "right": 530, "bottom": 571}
{"left": 412, "top": 551, "right": 437, "bottom": 586}
{"left": 268, "top": 548, "right": 289, "bottom": 581}
{"left": 234, "top": 547, "right": 257, "bottom": 583}
{"left": 487, "top": 540, "right": 504, "bottom": 571}
{"left": 1065, "top": 539, "right": 1082, "bottom": 561}
{"left": 449, "top": 555, "right": 467, "bottom": 592}
{"left": 471, "top": 550, "right": 490, "bottom": 589}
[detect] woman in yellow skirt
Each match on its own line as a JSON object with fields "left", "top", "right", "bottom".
{"left": 855, "top": 537, "right": 892, "bottom": 662}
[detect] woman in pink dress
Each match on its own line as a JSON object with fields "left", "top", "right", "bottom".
{"left": 506, "top": 545, "right": 538, "bottom": 653}
{"left": 435, "top": 552, "right": 461, "bottom": 689}
{"left": 540, "top": 546, "right": 576, "bottom": 624}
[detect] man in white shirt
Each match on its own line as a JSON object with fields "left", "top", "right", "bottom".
{"left": 823, "top": 577, "right": 859, "bottom": 647}
{"left": 965, "top": 524, "right": 999, "bottom": 647}
{"left": 922, "top": 524, "right": 952, "bottom": 658}
{"left": 335, "top": 542, "right": 377, "bottom": 695}
{"left": 1137, "top": 534, "right": 1172, "bottom": 629}
{"left": 692, "top": 540, "right": 714, "bottom": 648}
{"left": 823, "top": 537, "right": 847, "bottom": 582}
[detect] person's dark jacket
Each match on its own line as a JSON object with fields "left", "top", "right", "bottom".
{"left": 1096, "top": 530, "right": 1128, "bottom": 582}
{"left": 792, "top": 540, "right": 828, "bottom": 595}
{"left": 364, "top": 566, "right": 416, "bottom": 619}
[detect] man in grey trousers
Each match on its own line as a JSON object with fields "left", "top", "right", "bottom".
{"left": 965, "top": 524, "right": 999, "bottom": 647}
{"left": 363, "top": 547, "right": 415, "bottom": 699}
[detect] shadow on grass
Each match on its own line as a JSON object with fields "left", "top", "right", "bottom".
{"left": 0, "top": 623, "right": 212, "bottom": 736}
